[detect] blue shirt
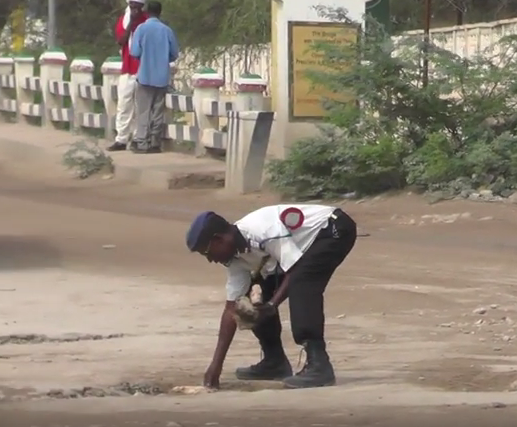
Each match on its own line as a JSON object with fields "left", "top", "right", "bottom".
{"left": 130, "top": 17, "right": 179, "bottom": 88}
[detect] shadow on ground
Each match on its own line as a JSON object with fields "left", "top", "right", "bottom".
{"left": 0, "top": 236, "right": 62, "bottom": 270}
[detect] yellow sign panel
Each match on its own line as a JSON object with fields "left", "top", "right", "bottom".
{"left": 288, "top": 21, "right": 358, "bottom": 121}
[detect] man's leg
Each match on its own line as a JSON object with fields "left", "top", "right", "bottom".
{"left": 283, "top": 210, "right": 357, "bottom": 389}
{"left": 148, "top": 86, "right": 167, "bottom": 152}
{"left": 132, "top": 83, "right": 154, "bottom": 153}
{"left": 126, "top": 75, "right": 138, "bottom": 147}
{"left": 235, "top": 273, "right": 293, "bottom": 381}
{"left": 109, "top": 74, "right": 137, "bottom": 151}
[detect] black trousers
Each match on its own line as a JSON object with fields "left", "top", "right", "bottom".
{"left": 251, "top": 209, "right": 357, "bottom": 349}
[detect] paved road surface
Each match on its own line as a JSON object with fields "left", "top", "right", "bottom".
{"left": 1, "top": 165, "right": 517, "bottom": 426}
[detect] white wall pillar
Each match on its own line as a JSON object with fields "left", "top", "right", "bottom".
{"left": 192, "top": 67, "right": 224, "bottom": 157}
{"left": 39, "top": 48, "right": 68, "bottom": 129}
{"left": 101, "top": 56, "right": 122, "bottom": 140}
{"left": 70, "top": 57, "right": 95, "bottom": 133}
{"left": 234, "top": 73, "right": 267, "bottom": 111}
{"left": 225, "top": 111, "right": 276, "bottom": 194}
{"left": 270, "top": 0, "right": 365, "bottom": 157}
{"left": 0, "top": 56, "right": 15, "bottom": 121}
{"left": 13, "top": 54, "right": 35, "bottom": 124}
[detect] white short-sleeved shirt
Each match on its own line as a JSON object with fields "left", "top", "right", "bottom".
{"left": 225, "top": 204, "right": 336, "bottom": 301}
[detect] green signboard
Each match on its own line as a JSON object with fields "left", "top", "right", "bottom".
{"left": 365, "top": 0, "right": 391, "bottom": 34}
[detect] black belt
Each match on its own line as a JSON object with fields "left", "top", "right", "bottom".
{"left": 325, "top": 208, "right": 357, "bottom": 239}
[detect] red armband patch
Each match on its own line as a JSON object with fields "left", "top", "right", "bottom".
{"left": 279, "top": 207, "right": 304, "bottom": 230}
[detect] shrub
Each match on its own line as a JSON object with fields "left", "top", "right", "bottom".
{"left": 62, "top": 138, "right": 114, "bottom": 179}
{"left": 267, "top": 127, "right": 406, "bottom": 199}
{"left": 267, "top": 7, "right": 517, "bottom": 200}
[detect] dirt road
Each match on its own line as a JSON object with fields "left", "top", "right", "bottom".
{"left": 1, "top": 164, "right": 517, "bottom": 426}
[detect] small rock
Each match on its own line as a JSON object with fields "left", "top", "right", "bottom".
{"left": 501, "top": 189, "right": 514, "bottom": 198}
{"left": 336, "top": 314, "right": 346, "bottom": 319}
{"left": 469, "top": 193, "right": 481, "bottom": 201}
{"left": 475, "top": 319, "right": 485, "bottom": 326}
{"left": 479, "top": 216, "right": 493, "bottom": 221}
{"left": 473, "top": 307, "right": 488, "bottom": 315}
{"left": 166, "top": 422, "right": 182, "bottom": 427}
{"left": 493, "top": 347, "right": 502, "bottom": 352}
{"left": 102, "top": 244, "right": 116, "bottom": 249}
{"left": 460, "top": 189, "right": 473, "bottom": 198}
{"left": 502, "top": 335, "right": 512, "bottom": 342}
{"left": 421, "top": 214, "right": 460, "bottom": 224}
{"left": 508, "top": 192, "right": 517, "bottom": 204}
{"left": 490, "top": 304, "right": 499, "bottom": 309}
{"left": 479, "top": 189, "right": 494, "bottom": 198}
{"left": 439, "top": 322, "right": 455, "bottom": 328}
{"left": 102, "top": 174, "right": 114, "bottom": 180}
{"left": 341, "top": 192, "right": 357, "bottom": 200}
{"left": 418, "top": 376, "right": 425, "bottom": 381}
{"left": 491, "top": 402, "right": 507, "bottom": 409}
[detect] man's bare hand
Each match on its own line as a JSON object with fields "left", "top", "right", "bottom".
{"left": 203, "top": 362, "right": 222, "bottom": 390}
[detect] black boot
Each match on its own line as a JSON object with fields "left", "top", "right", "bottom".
{"left": 235, "top": 345, "right": 293, "bottom": 381}
{"left": 283, "top": 341, "right": 336, "bottom": 389}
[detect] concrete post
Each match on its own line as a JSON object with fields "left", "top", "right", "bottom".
{"left": 70, "top": 57, "right": 95, "bottom": 133}
{"left": 39, "top": 48, "right": 67, "bottom": 129}
{"left": 0, "top": 56, "right": 15, "bottom": 120}
{"left": 234, "top": 73, "right": 267, "bottom": 111}
{"left": 192, "top": 67, "right": 224, "bottom": 157}
{"left": 0, "top": 56, "right": 14, "bottom": 76}
{"left": 101, "top": 56, "right": 122, "bottom": 140}
{"left": 13, "top": 54, "right": 35, "bottom": 124}
{"left": 225, "top": 111, "right": 275, "bottom": 194}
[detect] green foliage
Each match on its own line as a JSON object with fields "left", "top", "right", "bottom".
{"left": 62, "top": 138, "right": 114, "bottom": 179}
{"left": 266, "top": 127, "right": 406, "bottom": 200}
{"left": 267, "top": 7, "right": 517, "bottom": 200}
{"left": 161, "top": 0, "right": 270, "bottom": 66}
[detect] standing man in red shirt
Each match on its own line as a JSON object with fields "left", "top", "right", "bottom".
{"left": 108, "top": 0, "right": 148, "bottom": 152}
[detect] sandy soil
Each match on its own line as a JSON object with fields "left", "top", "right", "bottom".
{"left": 1, "top": 163, "right": 517, "bottom": 426}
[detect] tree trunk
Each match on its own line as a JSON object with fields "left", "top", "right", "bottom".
{"left": 0, "top": 0, "right": 21, "bottom": 35}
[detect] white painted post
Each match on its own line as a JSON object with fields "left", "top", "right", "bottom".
{"left": 13, "top": 54, "right": 35, "bottom": 124}
{"left": 70, "top": 57, "right": 95, "bottom": 133}
{"left": 192, "top": 67, "right": 224, "bottom": 157}
{"left": 234, "top": 73, "right": 267, "bottom": 111}
{"left": 0, "top": 56, "right": 14, "bottom": 76}
{"left": 39, "top": 48, "right": 68, "bottom": 129}
{"left": 0, "top": 56, "right": 15, "bottom": 121}
{"left": 225, "top": 111, "right": 275, "bottom": 194}
{"left": 101, "top": 56, "right": 122, "bottom": 140}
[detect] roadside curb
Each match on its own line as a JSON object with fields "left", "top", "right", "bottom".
{"left": 0, "top": 136, "right": 225, "bottom": 191}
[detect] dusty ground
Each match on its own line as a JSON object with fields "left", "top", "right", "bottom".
{"left": 1, "top": 162, "right": 517, "bottom": 426}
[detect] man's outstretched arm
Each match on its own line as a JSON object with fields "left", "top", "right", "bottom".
{"left": 203, "top": 301, "right": 237, "bottom": 389}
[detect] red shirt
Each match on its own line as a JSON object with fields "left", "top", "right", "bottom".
{"left": 115, "top": 13, "right": 148, "bottom": 75}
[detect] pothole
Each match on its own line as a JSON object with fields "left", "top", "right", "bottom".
{"left": 0, "top": 333, "right": 126, "bottom": 345}
{"left": 40, "top": 380, "right": 285, "bottom": 400}
{"left": 45, "top": 382, "right": 169, "bottom": 399}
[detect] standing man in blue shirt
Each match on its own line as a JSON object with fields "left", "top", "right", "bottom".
{"left": 130, "top": 1, "right": 179, "bottom": 153}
